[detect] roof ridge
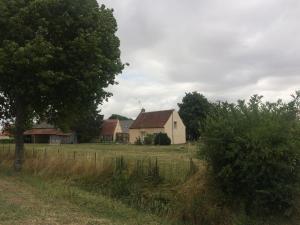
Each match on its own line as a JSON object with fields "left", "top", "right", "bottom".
{"left": 140, "top": 109, "right": 174, "bottom": 114}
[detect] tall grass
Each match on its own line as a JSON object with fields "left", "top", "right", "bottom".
{"left": 0, "top": 144, "right": 235, "bottom": 225}
{"left": 0, "top": 145, "right": 197, "bottom": 184}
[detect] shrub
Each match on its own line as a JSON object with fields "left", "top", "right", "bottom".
{"left": 202, "top": 94, "right": 300, "bottom": 215}
{"left": 134, "top": 137, "right": 143, "bottom": 145}
{"left": 110, "top": 173, "right": 132, "bottom": 198}
{"left": 154, "top": 132, "right": 171, "bottom": 145}
{"left": 146, "top": 158, "right": 162, "bottom": 184}
{"left": 115, "top": 156, "right": 127, "bottom": 174}
{"left": 0, "top": 139, "right": 13, "bottom": 144}
{"left": 143, "top": 134, "right": 154, "bottom": 145}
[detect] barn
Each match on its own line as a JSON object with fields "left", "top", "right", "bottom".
{"left": 24, "top": 122, "right": 77, "bottom": 144}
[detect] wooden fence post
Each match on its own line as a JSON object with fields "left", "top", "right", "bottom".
{"left": 73, "top": 151, "right": 76, "bottom": 160}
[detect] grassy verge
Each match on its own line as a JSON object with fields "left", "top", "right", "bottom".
{"left": 0, "top": 167, "right": 175, "bottom": 225}
{"left": 1, "top": 143, "right": 298, "bottom": 225}
{"left": 0, "top": 195, "right": 31, "bottom": 223}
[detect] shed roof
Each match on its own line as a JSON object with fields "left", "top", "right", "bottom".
{"left": 0, "top": 131, "right": 11, "bottom": 136}
{"left": 23, "top": 128, "right": 68, "bottom": 136}
{"left": 100, "top": 119, "right": 118, "bottom": 136}
{"left": 130, "top": 110, "right": 174, "bottom": 129}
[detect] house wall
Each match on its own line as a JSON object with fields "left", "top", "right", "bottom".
{"left": 34, "top": 135, "right": 50, "bottom": 144}
{"left": 61, "top": 133, "right": 77, "bottom": 144}
{"left": 129, "top": 128, "right": 165, "bottom": 144}
{"left": 49, "top": 135, "right": 62, "bottom": 144}
{"left": 164, "top": 111, "right": 186, "bottom": 144}
{"left": 0, "top": 136, "right": 10, "bottom": 140}
{"left": 113, "top": 121, "right": 122, "bottom": 141}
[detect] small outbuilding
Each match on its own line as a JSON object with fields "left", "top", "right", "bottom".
{"left": 99, "top": 119, "right": 122, "bottom": 142}
{"left": 24, "top": 122, "right": 77, "bottom": 144}
{"left": 0, "top": 131, "right": 11, "bottom": 140}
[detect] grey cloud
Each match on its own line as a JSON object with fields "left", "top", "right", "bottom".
{"left": 100, "top": 0, "right": 300, "bottom": 118}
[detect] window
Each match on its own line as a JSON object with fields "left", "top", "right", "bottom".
{"left": 174, "top": 121, "right": 177, "bottom": 129}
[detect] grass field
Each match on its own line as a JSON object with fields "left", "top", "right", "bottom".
{"left": 0, "top": 143, "right": 200, "bottom": 183}
{"left": 1, "top": 143, "right": 298, "bottom": 225}
{"left": 24, "top": 143, "right": 197, "bottom": 159}
{"left": 0, "top": 169, "right": 174, "bottom": 225}
{"left": 0, "top": 143, "right": 200, "bottom": 225}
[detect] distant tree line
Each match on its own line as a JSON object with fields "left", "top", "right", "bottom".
{"left": 109, "top": 114, "right": 132, "bottom": 121}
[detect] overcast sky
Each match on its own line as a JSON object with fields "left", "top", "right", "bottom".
{"left": 99, "top": 0, "right": 300, "bottom": 119}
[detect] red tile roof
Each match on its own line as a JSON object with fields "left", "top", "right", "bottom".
{"left": 0, "top": 131, "right": 11, "bottom": 136}
{"left": 130, "top": 110, "right": 174, "bottom": 129}
{"left": 100, "top": 119, "right": 118, "bottom": 136}
{"left": 23, "top": 128, "right": 68, "bottom": 136}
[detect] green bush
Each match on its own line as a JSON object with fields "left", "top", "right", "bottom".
{"left": 110, "top": 173, "right": 132, "bottom": 198}
{"left": 134, "top": 137, "right": 143, "bottom": 145}
{"left": 143, "top": 134, "right": 154, "bottom": 145}
{"left": 0, "top": 139, "right": 14, "bottom": 144}
{"left": 146, "top": 158, "right": 162, "bottom": 184}
{"left": 202, "top": 94, "right": 300, "bottom": 215}
{"left": 154, "top": 132, "right": 171, "bottom": 145}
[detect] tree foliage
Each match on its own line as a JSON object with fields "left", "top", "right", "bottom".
{"left": 72, "top": 107, "right": 103, "bottom": 143}
{"left": 202, "top": 93, "right": 300, "bottom": 215}
{"left": 178, "top": 92, "right": 212, "bottom": 141}
{"left": 143, "top": 133, "right": 155, "bottom": 145}
{"left": 109, "top": 114, "right": 132, "bottom": 121}
{"left": 0, "top": 0, "right": 124, "bottom": 169}
{"left": 154, "top": 132, "right": 171, "bottom": 145}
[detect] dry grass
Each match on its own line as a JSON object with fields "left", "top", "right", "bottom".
{"left": 0, "top": 143, "right": 201, "bottom": 183}
{"left": 1, "top": 143, "right": 297, "bottom": 225}
{"left": 0, "top": 143, "right": 210, "bottom": 225}
{"left": 24, "top": 143, "right": 197, "bottom": 162}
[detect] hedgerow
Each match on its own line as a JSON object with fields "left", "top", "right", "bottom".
{"left": 202, "top": 93, "right": 300, "bottom": 215}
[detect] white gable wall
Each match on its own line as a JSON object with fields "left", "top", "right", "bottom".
{"left": 164, "top": 111, "right": 186, "bottom": 144}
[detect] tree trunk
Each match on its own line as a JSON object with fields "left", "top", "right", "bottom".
{"left": 14, "top": 100, "right": 26, "bottom": 171}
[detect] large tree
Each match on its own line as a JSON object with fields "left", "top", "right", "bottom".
{"left": 73, "top": 106, "right": 103, "bottom": 143}
{"left": 0, "top": 0, "right": 124, "bottom": 170}
{"left": 178, "top": 92, "right": 212, "bottom": 141}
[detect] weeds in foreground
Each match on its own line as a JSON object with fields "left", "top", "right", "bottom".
{"left": 1, "top": 146, "right": 297, "bottom": 225}
{"left": 0, "top": 150, "right": 229, "bottom": 225}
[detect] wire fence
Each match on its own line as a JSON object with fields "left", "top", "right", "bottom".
{"left": 0, "top": 144, "right": 199, "bottom": 183}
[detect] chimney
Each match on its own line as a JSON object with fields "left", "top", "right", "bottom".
{"left": 141, "top": 108, "right": 146, "bottom": 113}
